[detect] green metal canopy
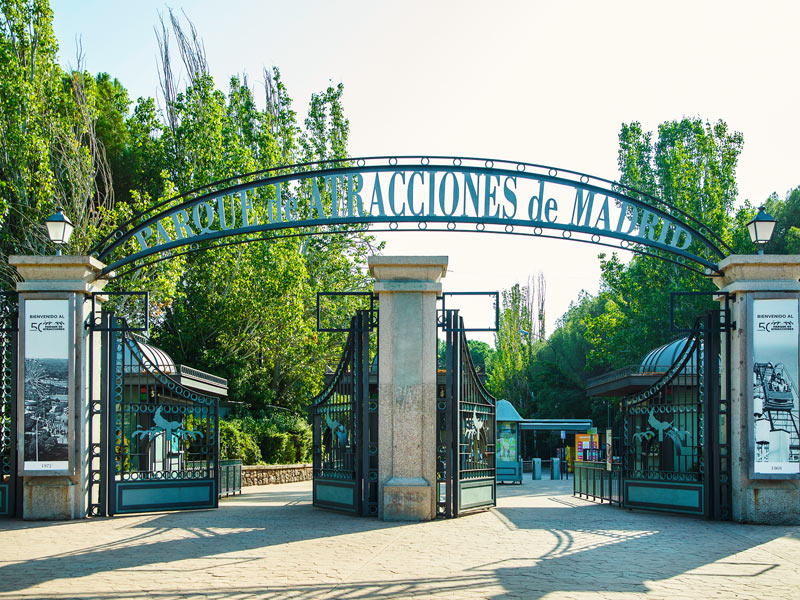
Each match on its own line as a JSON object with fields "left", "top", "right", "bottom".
{"left": 495, "top": 400, "right": 592, "bottom": 431}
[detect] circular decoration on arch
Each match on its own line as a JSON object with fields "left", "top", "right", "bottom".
{"left": 485, "top": 159, "right": 494, "bottom": 168}
{"left": 580, "top": 174, "right": 589, "bottom": 184}
{"left": 447, "top": 222, "right": 456, "bottom": 231}
{"left": 548, "top": 168, "right": 558, "bottom": 177}
{"left": 476, "top": 223, "right": 485, "bottom": 231}
{"left": 421, "top": 157, "right": 430, "bottom": 166}
{"left": 516, "top": 163, "right": 526, "bottom": 172}
{"left": 356, "top": 158, "right": 365, "bottom": 167}
{"left": 505, "top": 224, "right": 514, "bottom": 233}
{"left": 591, "top": 234, "right": 601, "bottom": 243}
{"left": 453, "top": 158, "right": 462, "bottom": 167}
{"left": 389, "top": 157, "right": 398, "bottom": 166}
{"left": 533, "top": 226, "right": 543, "bottom": 236}
{"left": 562, "top": 230, "right": 572, "bottom": 239}
{"left": 418, "top": 222, "right": 428, "bottom": 230}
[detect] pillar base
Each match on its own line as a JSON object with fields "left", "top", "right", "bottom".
{"left": 382, "top": 477, "right": 433, "bottom": 521}
{"left": 23, "top": 477, "right": 78, "bottom": 520}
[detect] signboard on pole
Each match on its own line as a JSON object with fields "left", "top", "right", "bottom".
{"left": 750, "top": 297, "right": 799, "bottom": 478}
{"left": 605, "top": 428, "right": 613, "bottom": 471}
{"left": 18, "top": 297, "right": 74, "bottom": 476}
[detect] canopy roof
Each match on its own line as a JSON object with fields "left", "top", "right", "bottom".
{"left": 496, "top": 400, "right": 592, "bottom": 432}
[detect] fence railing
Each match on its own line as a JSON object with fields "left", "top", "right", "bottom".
{"left": 186, "top": 459, "right": 242, "bottom": 497}
{"left": 573, "top": 460, "right": 621, "bottom": 506}
{"left": 219, "top": 460, "right": 242, "bottom": 497}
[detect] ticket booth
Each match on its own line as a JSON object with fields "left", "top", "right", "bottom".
{"left": 496, "top": 400, "right": 524, "bottom": 484}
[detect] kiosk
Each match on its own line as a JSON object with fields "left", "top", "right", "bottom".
{"left": 496, "top": 400, "right": 524, "bottom": 484}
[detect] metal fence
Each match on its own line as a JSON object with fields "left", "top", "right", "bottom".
{"left": 219, "top": 460, "right": 242, "bottom": 496}
{"left": 573, "top": 460, "right": 621, "bottom": 506}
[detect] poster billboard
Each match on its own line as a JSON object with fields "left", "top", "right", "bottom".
{"left": 575, "top": 433, "right": 598, "bottom": 461}
{"left": 497, "top": 422, "right": 518, "bottom": 462}
{"left": 19, "top": 298, "right": 74, "bottom": 475}
{"left": 751, "top": 297, "right": 799, "bottom": 478}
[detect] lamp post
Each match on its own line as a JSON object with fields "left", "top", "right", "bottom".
{"left": 746, "top": 206, "right": 776, "bottom": 255}
{"left": 44, "top": 208, "right": 74, "bottom": 255}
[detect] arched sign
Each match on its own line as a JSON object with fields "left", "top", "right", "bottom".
{"left": 92, "top": 156, "right": 731, "bottom": 277}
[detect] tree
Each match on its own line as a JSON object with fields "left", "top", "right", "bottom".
{"left": 583, "top": 118, "right": 754, "bottom": 371}
{"left": 487, "top": 276, "right": 545, "bottom": 415}
{"left": 144, "top": 11, "right": 378, "bottom": 412}
{"left": 764, "top": 186, "right": 800, "bottom": 255}
{"left": 0, "top": 0, "right": 115, "bottom": 286}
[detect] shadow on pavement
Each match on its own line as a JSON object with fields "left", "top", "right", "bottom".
{"left": 0, "top": 479, "right": 794, "bottom": 598}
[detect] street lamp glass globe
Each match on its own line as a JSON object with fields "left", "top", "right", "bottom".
{"left": 746, "top": 206, "right": 776, "bottom": 248}
{"left": 44, "top": 208, "right": 74, "bottom": 246}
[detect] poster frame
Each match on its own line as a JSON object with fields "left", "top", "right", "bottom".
{"left": 746, "top": 293, "right": 800, "bottom": 480}
{"left": 16, "top": 294, "right": 76, "bottom": 477}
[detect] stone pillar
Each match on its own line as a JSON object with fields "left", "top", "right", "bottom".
{"left": 712, "top": 255, "right": 800, "bottom": 524}
{"left": 369, "top": 256, "right": 447, "bottom": 521}
{"left": 10, "top": 256, "right": 110, "bottom": 520}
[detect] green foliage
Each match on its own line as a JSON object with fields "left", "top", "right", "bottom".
{"left": 487, "top": 283, "right": 537, "bottom": 414}
{"left": 467, "top": 340, "right": 494, "bottom": 373}
{"left": 219, "top": 420, "right": 261, "bottom": 464}
{"left": 221, "top": 409, "right": 311, "bottom": 464}
{"left": 0, "top": 0, "right": 120, "bottom": 286}
{"left": 488, "top": 118, "right": 768, "bottom": 429}
{"left": 764, "top": 186, "right": 800, "bottom": 255}
{"left": 584, "top": 118, "right": 752, "bottom": 371}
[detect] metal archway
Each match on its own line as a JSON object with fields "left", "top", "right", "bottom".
{"left": 91, "top": 156, "right": 732, "bottom": 278}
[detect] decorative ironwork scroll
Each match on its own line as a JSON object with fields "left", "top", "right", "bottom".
{"left": 0, "top": 292, "right": 18, "bottom": 517}
{"left": 438, "top": 309, "right": 496, "bottom": 517}
{"left": 311, "top": 309, "right": 377, "bottom": 516}
{"left": 621, "top": 310, "right": 731, "bottom": 519}
{"left": 91, "top": 156, "right": 732, "bottom": 278}
{"left": 105, "top": 318, "right": 219, "bottom": 515}
{"left": 622, "top": 331, "right": 702, "bottom": 484}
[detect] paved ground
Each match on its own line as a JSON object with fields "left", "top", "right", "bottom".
{"left": 1, "top": 477, "right": 798, "bottom": 599}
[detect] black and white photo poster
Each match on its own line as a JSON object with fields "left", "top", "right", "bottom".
{"left": 22, "top": 299, "right": 71, "bottom": 473}
{"left": 752, "top": 298, "right": 800, "bottom": 476}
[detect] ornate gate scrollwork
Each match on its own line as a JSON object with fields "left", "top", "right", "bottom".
{"left": 438, "top": 309, "right": 496, "bottom": 518}
{"left": 311, "top": 309, "right": 378, "bottom": 516}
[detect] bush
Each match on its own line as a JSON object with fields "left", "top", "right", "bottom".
{"left": 219, "top": 420, "right": 262, "bottom": 464}
{"left": 219, "top": 409, "right": 312, "bottom": 464}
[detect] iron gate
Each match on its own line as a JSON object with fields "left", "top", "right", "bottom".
{"left": 437, "top": 309, "right": 496, "bottom": 517}
{"left": 621, "top": 309, "right": 731, "bottom": 519}
{"left": 0, "top": 292, "right": 18, "bottom": 518}
{"left": 89, "top": 309, "right": 219, "bottom": 516}
{"left": 311, "top": 309, "right": 378, "bottom": 516}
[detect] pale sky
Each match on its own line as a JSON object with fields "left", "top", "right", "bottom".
{"left": 51, "top": 1, "right": 800, "bottom": 342}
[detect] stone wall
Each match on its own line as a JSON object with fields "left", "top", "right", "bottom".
{"left": 242, "top": 464, "right": 312, "bottom": 487}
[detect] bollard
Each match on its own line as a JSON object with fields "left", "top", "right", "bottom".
{"left": 532, "top": 458, "right": 541, "bottom": 480}
{"left": 550, "top": 457, "right": 561, "bottom": 480}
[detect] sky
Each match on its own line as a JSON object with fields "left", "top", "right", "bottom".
{"left": 50, "top": 1, "right": 800, "bottom": 342}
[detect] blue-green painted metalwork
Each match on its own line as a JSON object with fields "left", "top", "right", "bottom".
{"left": 438, "top": 310, "right": 496, "bottom": 517}
{"left": 311, "top": 309, "right": 378, "bottom": 516}
{"left": 574, "top": 460, "right": 621, "bottom": 505}
{"left": 617, "top": 310, "right": 732, "bottom": 519}
{"left": 90, "top": 156, "right": 732, "bottom": 279}
{"left": 103, "top": 316, "right": 219, "bottom": 515}
{"left": 0, "top": 292, "right": 18, "bottom": 518}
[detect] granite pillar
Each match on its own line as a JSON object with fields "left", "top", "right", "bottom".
{"left": 712, "top": 255, "right": 800, "bottom": 524}
{"left": 10, "top": 255, "right": 110, "bottom": 520}
{"left": 369, "top": 256, "right": 447, "bottom": 521}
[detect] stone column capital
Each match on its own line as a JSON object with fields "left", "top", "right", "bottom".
{"left": 711, "top": 254, "right": 800, "bottom": 294}
{"left": 368, "top": 256, "right": 448, "bottom": 288}
{"left": 9, "top": 255, "right": 112, "bottom": 294}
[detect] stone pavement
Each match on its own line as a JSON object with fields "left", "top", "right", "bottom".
{"left": 0, "top": 477, "right": 798, "bottom": 599}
